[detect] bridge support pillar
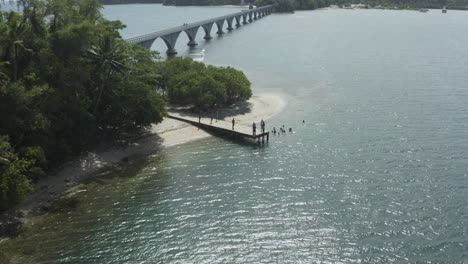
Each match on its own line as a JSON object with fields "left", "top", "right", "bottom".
{"left": 215, "top": 19, "right": 225, "bottom": 34}
{"left": 184, "top": 26, "right": 200, "bottom": 46}
{"left": 235, "top": 15, "right": 242, "bottom": 27}
{"left": 126, "top": 5, "right": 276, "bottom": 53}
{"left": 226, "top": 17, "right": 234, "bottom": 31}
{"left": 160, "top": 31, "right": 181, "bottom": 55}
{"left": 242, "top": 14, "right": 248, "bottom": 24}
{"left": 202, "top": 22, "right": 214, "bottom": 40}
{"left": 138, "top": 38, "right": 156, "bottom": 49}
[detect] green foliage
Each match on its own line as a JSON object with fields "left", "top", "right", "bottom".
{"left": 206, "top": 66, "right": 252, "bottom": 104}
{"left": 255, "top": 0, "right": 330, "bottom": 11}
{"left": 156, "top": 56, "right": 204, "bottom": 97}
{"left": 0, "top": 0, "right": 167, "bottom": 211}
{"left": 168, "top": 70, "right": 226, "bottom": 109}
{"left": 0, "top": 136, "right": 33, "bottom": 211}
{"left": 160, "top": 57, "right": 252, "bottom": 111}
{"left": 97, "top": 45, "right": 166, "bottom": 133}
{"left": 256, "top": 0, "right": 296, "bottom": 12}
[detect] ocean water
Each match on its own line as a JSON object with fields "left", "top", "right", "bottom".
{"left": 4, "top": 4, "right": 468, "bottom": 263}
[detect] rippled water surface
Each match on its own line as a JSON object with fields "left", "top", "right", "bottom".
{"left": 7, "top": 4, "right": 468, "bottom": 263}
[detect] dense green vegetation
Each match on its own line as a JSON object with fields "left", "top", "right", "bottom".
{"left": 0, "top": 0, "right": 254, "bottom": 212}
{"left": 255, "top": 0, "right": 296, "bottom": 12}
{"left": 0, "top": 0, "right": 169, "bottom": 211}
{"left": 157, "top": 57, "right": 252, "bottom": 110}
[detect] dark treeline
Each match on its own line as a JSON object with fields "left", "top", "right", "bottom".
{"left": 0, "top": 0, "right": 166, "bottom": 211}
{"left": 256, "top": 0, "right": 468, "bottom": 11}
{"left": 163, "top": 0, "right": 242, "bottom": 5}
{"left": 99, "top": 0, "right": 164, "bottom": 5}
{"left": 163, "top": 0, "right": 338, "bottom": 12}
{"left": 0, "top": 0, "right": 252, "bottom": 212}
{"left": 255, "top": 0, "right": 325, "bottom": 12}
{"left": 163, "top": 0, "right": 467, "bottom": 10}
{"left": 336, "top": 0, "right": 467, "bottom": 9}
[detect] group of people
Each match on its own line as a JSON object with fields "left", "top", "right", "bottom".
{"left": 272, "top": 125, "right": 293, "bottom": 136}
{"left": 232, "top": 118, "right": 304, "bottom": 137}
{"left": 252, "top": 119, "right": 266, "bottom": 135}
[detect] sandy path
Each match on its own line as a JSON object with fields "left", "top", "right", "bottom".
{"left": 11, "top": 93, "right": 285, "bottom": 217}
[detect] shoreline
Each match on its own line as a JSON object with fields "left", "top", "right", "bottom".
{"left": 1, "top": 93, "right": 285, "bottom": 228}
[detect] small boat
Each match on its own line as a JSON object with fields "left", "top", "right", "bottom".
{"left": 442, "top": 6, "right": 447, "bottom": 13}
{"left": 190, "top": 49, "right": 205, "bottom": 62}
{"left": 419, "top": 8, "right": 429, "bottom": 12}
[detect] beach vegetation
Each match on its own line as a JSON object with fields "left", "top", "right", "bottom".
{"left": 0, "top": 0, "right": 166, "bottom": 211}
{"left": 158, "top": 57, "right": 252, "bottom": 110}
{"left": 0, "top": 0, "right": 254, "bottom": 212}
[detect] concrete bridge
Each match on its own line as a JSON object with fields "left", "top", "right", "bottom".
{"left": 126, "top": 5, "right": 275, "bottom": 54}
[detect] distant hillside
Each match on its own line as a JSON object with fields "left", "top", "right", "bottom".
{"left": 162, "top": 0, "right": 243, "bottom": 5}
{"left": 96, "top": 0, "right": 468, "bottom": 9}
{"left": 161, "top": 0, "right": 468, "bottom": 9}
{"left": 99, "top": 0, "right": 163, "bottom": 4}
{"left": 335, "top": 0, "right": 468, "bottom": 9}
{"left": 255, "top": 0, "right": 468, "bottom": 10}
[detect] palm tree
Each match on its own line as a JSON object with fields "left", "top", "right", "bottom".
{"left": 0, "top": 61, "right": 9, "bottom": 86}
{"left": 85, "top": 36, "right": 128, "bottom": 115}
{"left": 0, "top": 11, "right": 33, "bottom": 82}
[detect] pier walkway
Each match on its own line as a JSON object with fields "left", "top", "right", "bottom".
{"left": 168, "top": 113, "right": 269, "bottom": 142}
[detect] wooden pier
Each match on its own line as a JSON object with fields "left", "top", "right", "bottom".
{"left": 168, "top": 114, "right": 269, "bottom": 142}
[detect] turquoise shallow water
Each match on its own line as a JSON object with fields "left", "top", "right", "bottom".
{"left": 5, "top": 4, "right": 468, "bottom": 263}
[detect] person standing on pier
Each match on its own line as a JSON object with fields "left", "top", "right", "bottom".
{"left": 260, "top": 119, "right": 265, "bottom": 133}
{"left": 252, "top": 122, "right": 257, "bottom": 136}
{"left": 232, "top": 118, "right": 235, "bottom": 130}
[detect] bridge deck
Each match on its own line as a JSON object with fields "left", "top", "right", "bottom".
{"left": 126, "top": 5, "right": 274, "bottom": 45}
{"left": 168, "top": 113, "right": 269, "bottom": 142}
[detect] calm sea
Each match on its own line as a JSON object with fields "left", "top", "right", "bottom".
{"left": 4, "top": 3, "right": 468, "bottom": 263}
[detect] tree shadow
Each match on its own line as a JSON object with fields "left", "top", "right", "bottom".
{"left": 167, "top": 100, "right": 253, "bottom": 120}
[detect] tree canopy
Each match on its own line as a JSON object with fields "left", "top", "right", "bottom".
{"left": 0, "top": 0, "right": 166, "bottom": 211}
{"left": 158, "top": 57, "right": 252, "bottom": 110}
{"left": 0, "top": 0, "right": 255, "bottom": 211}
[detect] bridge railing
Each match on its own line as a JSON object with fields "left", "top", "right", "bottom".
{"left": 126, "top": 5, "right": 275, "bottom": 44}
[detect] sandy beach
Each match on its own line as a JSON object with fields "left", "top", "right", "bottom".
{"left": 8, "top": 93, "right": 285, "bottom": 219}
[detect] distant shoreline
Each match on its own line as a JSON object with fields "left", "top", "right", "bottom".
{"left": 99, "top": 0, "right": 163, "bottom": 5}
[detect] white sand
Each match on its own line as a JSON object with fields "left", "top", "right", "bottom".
{"left": 15, "top": 93, "right": 285, "bottom": 215}
{"left": 154, "top": 93, "right": 285, "bottom": 146}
